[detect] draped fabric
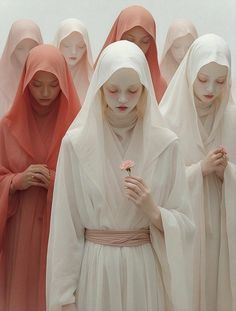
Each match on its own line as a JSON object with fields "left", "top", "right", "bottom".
{"left": 54, "top": 18, "right": 94, "bottom": 103}
{"left": 47, "top": 40, "right": 194, "bottom": 311}
{"left": 160, "top": 34, "right": 236, "bottom": 311}
{"left": 95, "top": 5, "right": 166, "bottom": 103}
{"left": 0, "top": 44, "right": 80, "bottom": 311}
{"left": 160, "top": 19, "right": 198, "bottom": 84}
{"left": 0, "top": 19, "right": 43, "bottom": 117}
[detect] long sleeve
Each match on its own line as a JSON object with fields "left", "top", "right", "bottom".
{"left": 222, "top": 163, "right": 236, "bottom": 310}
{"left": 150, "top": 140, "right": 195, "bottom": 311}
{"left": 46, "top": 135, "right": 85, "bottom": 311}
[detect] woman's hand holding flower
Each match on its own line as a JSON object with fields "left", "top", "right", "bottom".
{"left": 124, "top": 176, "right": 163, "bottom": 232}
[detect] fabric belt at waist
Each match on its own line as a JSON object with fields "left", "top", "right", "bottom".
{"left": 85, "top": 228, "right": 150, "bottom": 247}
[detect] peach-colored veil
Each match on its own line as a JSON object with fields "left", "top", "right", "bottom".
{"left": 160, "top": 19, "right": 198, "bottom": 84}
{"left": 95, "top": 5, "right": 166, "bottom": 102}
{"left": 0, "top": 19, "right": 43, "bottom": 117}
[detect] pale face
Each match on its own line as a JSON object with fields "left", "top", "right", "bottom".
{"left": 193, "top": 62, "right": 228, "bottom": 104}
{"left": 121, "top": 26, "right": 151, "bottom": 54}
{"left": 28, "top": 71, "right": 61, "bottom": 106}
{"left": 14, "top": 39, "right": 38, "bottom": 65}
{"left": 170, "top": 34, "right": 194, "bottom": 64}
{"left": 102, "top": 68, "right": 143, "bottom": 115}
{"left": 60, "top": 32, "right": 86, "bottom": 67}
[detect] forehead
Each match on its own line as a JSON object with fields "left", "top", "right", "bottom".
{"left": 125, "top": 26, "right": 150, "bottom": 38}
{"left": 62, "top": 31, "right": 84, "bottom": 43}
{"left": 198, "top": 62, "right": 228, "bottom": 77}
{"left": 172, "top": 34, "right": 194, "bottom": 48}
{"left": 32, "top": 70, "right": 58, "bottom": 81}
{"left": 16, "top": 38, "right": 37, "bottom": 49}
{"left": 105, "top": 68, "right": 141, "bottom": 86}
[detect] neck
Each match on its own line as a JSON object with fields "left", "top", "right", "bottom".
{"left": 105, "top": 107, "right": 138, "bottom": 129}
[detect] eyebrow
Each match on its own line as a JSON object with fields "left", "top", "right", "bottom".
{"left": 31, "top": 79, "right": 58, "bottom": 82}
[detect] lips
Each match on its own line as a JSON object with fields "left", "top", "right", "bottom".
{"left": 204, "top": 95, "right": 214, "bottom": 99}
{"left": 117, "top": 106, "right": 128, "bottom": 111}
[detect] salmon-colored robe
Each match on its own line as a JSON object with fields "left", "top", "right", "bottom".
{"left": 0, "top": 44, "right": 80, "bottom": 311}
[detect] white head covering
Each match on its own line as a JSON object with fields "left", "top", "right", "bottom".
{"left": 160, "top": 33, "right": 234, "bottom": 164}
{"left": 54, "top": 18, "right": 93, "bottom": 103}
{"left": 0, "top": 19, "right": 43, "bottom": 117}
{"left": 68, "top": 40, "right": 174, "bottom": 192}
{"left": 160, "top": 19, "right": 198, "bottom": 84}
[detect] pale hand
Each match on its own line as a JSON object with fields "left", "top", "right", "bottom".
{"left": 215, "top": 154, "right": 228, "bottom": 181}
{"left": 201, "top": 147, "right": 227, "bottom": 178}
{"left": 11, "top": 164, "right": 50, "bottom": 193}
{"left": 124, "top": 176, "right": 163, "bottom": 232}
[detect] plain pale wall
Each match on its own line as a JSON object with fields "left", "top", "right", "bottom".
{"left": 0, "top": 0, "right": 235, "bottom": 83}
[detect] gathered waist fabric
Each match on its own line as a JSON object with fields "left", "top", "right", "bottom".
{"left": 85, "top": 228, "right": 151, "bottom": 247}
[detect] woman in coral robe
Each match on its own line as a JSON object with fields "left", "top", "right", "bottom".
{"left": 0, "top": 44, "right": 80, "bottom": 311}
{"left": 0, "top": 19, "right": 43, "bottom": 117}
{"left": 54, "top": 18, "right": 93, "bottom": 104}
{"left": 160, "top": 34, "right": 236, "bottom": 311}
{"left": 95, "top": 5, "right": 166, "bottom": 103}
{"left": 47, "top": 40, "right": 194, "bottom": 311}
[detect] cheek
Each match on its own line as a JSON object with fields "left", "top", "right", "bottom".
{"left": 104, "top": 91, "right": 117, "bottom": 107}
{"left": 128, "top": 91, "right": 142, "bottom": 105}
{"left": 77, "top": 48, "right": 86, "bottom": 59}
{"left": 28, "top": 87, "right": 39, "bottom": 100}
{"left": 193, "top": 82, "right": 204, "bottom": 96}
{"left": 51, "top": 87, "right": 61, "bottom": 99}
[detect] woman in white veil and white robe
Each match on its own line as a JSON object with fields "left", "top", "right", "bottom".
{"left": 160, "top": 34, "right": 236, "bottom": 311}
{"left": 46, "top": 40, "right": 194, "bottom": 311}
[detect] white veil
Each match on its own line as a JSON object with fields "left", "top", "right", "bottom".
{"left": 160, "top": 33, "right": 234, "bottom": 164}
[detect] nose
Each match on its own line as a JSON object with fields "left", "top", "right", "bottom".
{"left": 42, "top": 86, "right": 50, "bottom": 98}
{"left": 206, "top": 82, "right": 215, "bottom": 94}
{"left": 71, "top": 44, "right": 77, "bottom": 55}
{"left": 118, "top": 93, "right": 128, "bottom": 104}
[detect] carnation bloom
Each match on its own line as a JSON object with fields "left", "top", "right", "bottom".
{"left": 120, "top": 160, "right": 135, "bottom": 176}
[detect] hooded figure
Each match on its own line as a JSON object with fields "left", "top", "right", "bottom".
{"left": 95, "top": 5, "right": 166, "bottom": 103}
{"left": 54, "top": 18, "right": 93, "bottom": 104}
{"left": 160, "top": 34, "right": 236, "bottom": 311}
{"left": 0, "top": 19, "right": 43, "bottom": 117}
{"left": 47, "top": 40, "right": 194, "bottom": 311}
{"left": 0, "top": 44, "right": 80, "bottom": 311}
{"left": 160, "top": 19, "right": 198, "bottom": 84}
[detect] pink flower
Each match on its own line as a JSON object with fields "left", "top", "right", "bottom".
{"left": 120, "top": 160, "right": 135, "bottom": 176}
{"left": 219, "top": 145, "right": 227, "bottom": 155}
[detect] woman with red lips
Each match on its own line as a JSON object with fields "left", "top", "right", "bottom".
{"left": 47, "top": 41, "right": 194, "bottom": 311}
{"left": 160, "top": 34, "right": 236, "bottom": 311}
{"left": 0, "top": 44, "right": 80, "bottom": 311}
{"left": 54, "top": 18, "right": 93, "bottom": 104}
{"left": 95, "top": 5, "right": 166, "bottom": 103}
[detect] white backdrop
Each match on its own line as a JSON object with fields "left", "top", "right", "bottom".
{"left": 0, "top": 0, "right": 235, "bottom": 83}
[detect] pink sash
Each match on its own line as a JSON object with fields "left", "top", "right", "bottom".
{"left": 85, "top": 228, "right": 150, "bottom": 247}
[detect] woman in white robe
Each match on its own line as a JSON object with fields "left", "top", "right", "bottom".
{"left": 54, "top": 18, "right": 93, "bottom": 104}
{"left": 47, "top": 40, "right": 194, "bottom": 311}
{"left": 160, "top": 34, "right": 236, "bottom": 311}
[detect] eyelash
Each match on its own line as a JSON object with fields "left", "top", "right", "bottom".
{"left": 30, "top": 83, "right": 59, "bottom": 88}
{"left": 198, "top": 78, "right": 225, "bottom": 85}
